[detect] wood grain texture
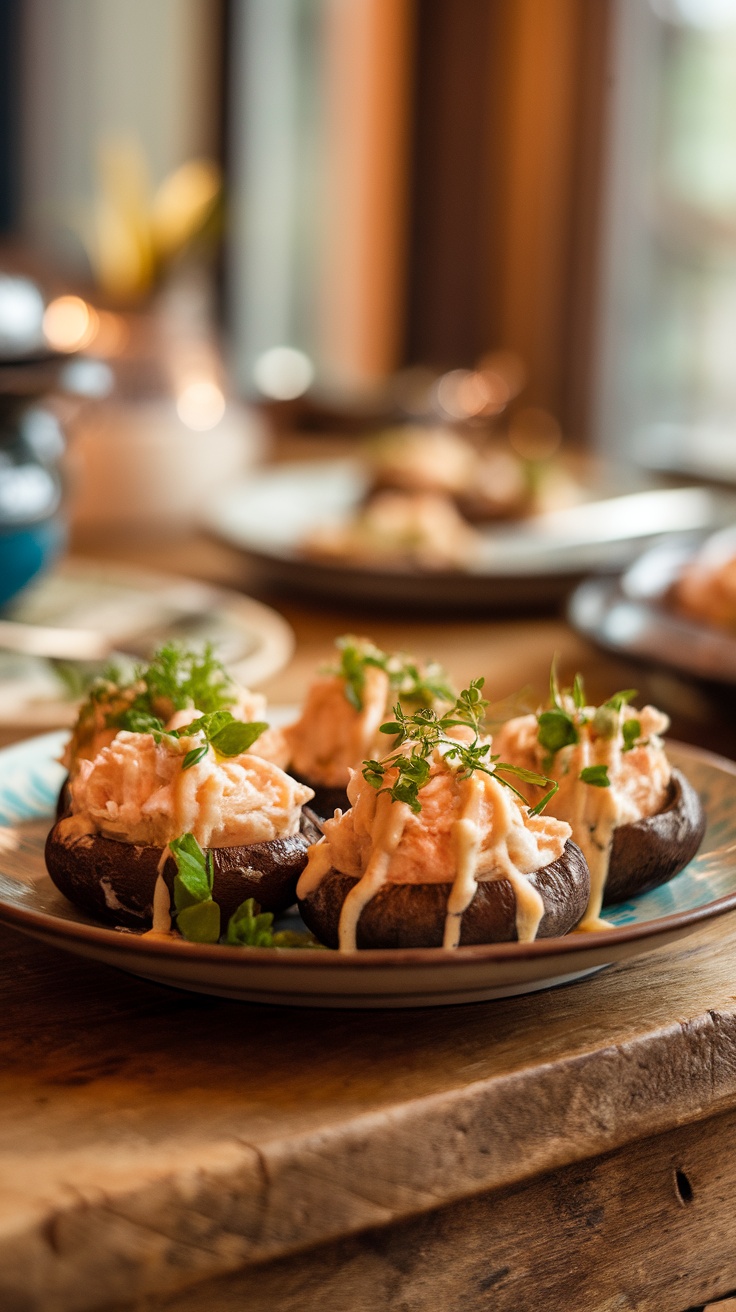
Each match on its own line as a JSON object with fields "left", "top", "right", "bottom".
{"left": 5, "top": 912, "right": 736, "bottom": 1310}
{"left": 150, "top": 1106, "right": 736, "bottom": 1312}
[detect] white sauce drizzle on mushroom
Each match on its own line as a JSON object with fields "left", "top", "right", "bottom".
{"left": 337, "top": 792, "right": 411, "bottom": 951}
{"left": 298, "top": 751, "right": 567, "bottom": 951}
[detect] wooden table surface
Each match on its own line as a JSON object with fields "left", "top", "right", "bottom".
{"left": 2, "top": 530, "right": 736, "bottom": 1312}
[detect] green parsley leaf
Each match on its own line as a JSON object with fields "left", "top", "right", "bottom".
{"left": 226, "top": 897, "right": 276, "bottom": 946}
{"left": 169, "top": 833, "right": 213, "bottom": 905}
{"left": 622, "top": 718, "right": 641, "bottom": 752}
{"left": 592, "top": 706, "right": 618, "bottom": 739}
{"left": 537, "top": 708, "right": 578, "bottom": 758}
{"left": 579, "top": 764, "right": 610, "bottom": 787}
{"left": 168, "top": 833, "right": 219, "bottom": 940}
{"left": 176, "top": 899, "right": 220, "bottom": 942}
{"left": 210, "top": 719, "right": 269, "bottom": 757}
{"left": 170, "top": 712, "right": 269, "bottom": 769}
{"left": 572, "top": 673, "right": 586, "bottom": 709}
{"left": 226, "top": 898, "right": 321, "bottom": 948}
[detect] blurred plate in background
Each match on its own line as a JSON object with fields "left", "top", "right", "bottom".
{"left": 0, "top": 558, "right": 294, "bottom": 727}
{"left": 568, "top": 535, "right": 736, "bottom": 687}
{"left": 205, "top": 459, "right": 736, "bottom": 610}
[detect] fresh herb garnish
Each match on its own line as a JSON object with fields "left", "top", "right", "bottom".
{"left": 572, "top": 672, "right": 586, "bottom": 710}
{"left": 334, "top": 636, "right": 389, "bottom": 711}
{"left": 169, "top": 711, "right": 269, "bottom": 770}
{"left": 622, "top": 718, "right": 641, "bottom": 753}
{"left": 331, "top": 635, "right": 455, "bottom": 713}
{"left": 104, "top": 642, "right": 236, "bottom": 735}
{"left": 363, "top": 678, "right": 557, "bottom": 817}
{"left": 167, "top": 843, "right": 321, "bottom": 948}
{"left": 604, "top": 689, "right": 637, "bottom": 712}
{"left": 111, "top": 703, "right": 268, "bottom": 769}
{"left": 537, "top": 708, "right": 579, "bottom": 765}
{"left": 579, "top": 764, "right": 610, "bottom": 788}
{"left": 225, "top": 897, "right": 321, "bottom": 949}
{"left": 168, "top": 833, "right": 220, "bottom": 942}
{"left": 536, "top": 664, "right": 641, "bottom": 770}
{"left": 141, "top": 641, "right": 235, "bottom": 714}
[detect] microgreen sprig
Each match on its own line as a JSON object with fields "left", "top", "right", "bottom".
{"left": 536, "top": 663, "right": 645, "bottom": 786}
{"left": 107, "top": 642, "right": 236, "bottom": 734}
{"left": 225, "top": 897, "right": 322, "bottom": 949}
{"left": 331, "top": 635, "right": 455, "bottom": 713}
{"left": 362, "top": 678, "right": 558, "bottom": 817}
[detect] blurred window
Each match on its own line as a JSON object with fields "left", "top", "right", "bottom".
{"left": 597, "top": 0, "right": 736, "bottom": 478}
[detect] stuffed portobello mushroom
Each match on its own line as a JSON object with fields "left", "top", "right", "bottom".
{"left": 283, "top": 635, "right": 456, "bottom": 820}
{"left": 57, "top": 642, "right": 289, "bottom": 817}
{"left": 297, "top": 680, "right": 590, "bottom": 950}
{"left": 492, "top": 670, "right": 706, "bottom": 928}
{"left": 46, "top": 710, "right": 318, "bottom": 940}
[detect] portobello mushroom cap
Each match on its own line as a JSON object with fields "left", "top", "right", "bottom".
{"left": 45, "top": 809, "right": 322, "bottom": 929}
{"left": 602, "top": 767, "right": 705, "bottom": 906}
{"left": 56, "top": 778, "right": 72, "bottom": 820}
{"left": 298, "top": 838, "right": 589, "bottom": 949}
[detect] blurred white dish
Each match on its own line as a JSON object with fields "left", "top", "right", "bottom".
{"left": 0, "top": 558, "right": 294, "bottom": 727}
{"left": 204, "top": 459, "right": 734, "bottom": 609}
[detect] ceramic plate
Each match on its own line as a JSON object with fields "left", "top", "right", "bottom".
{"left": 203, "top": 459, "right": 734, "bottom": 609}
{"left": 1, "top": 732, "right": 735, "bottom": 1008}
{"left": 568, "top": 536, "right": 736, "bottom": 687}
{"left": 0, "top": 557, "right": 295, "bottom": 727}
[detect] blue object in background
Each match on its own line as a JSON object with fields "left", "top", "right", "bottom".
{"left": 0, "top": 517, "right": 66, "bottom": 608}
{"left": 0, "top": 396, "right": 66, "bottom": 609}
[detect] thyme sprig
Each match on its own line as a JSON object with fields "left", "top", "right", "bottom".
{"left": 363, "top": 678, "right": 558, "bottom": 817}
{"left": 537, "top": 663, "right": 644, "bottom": 787}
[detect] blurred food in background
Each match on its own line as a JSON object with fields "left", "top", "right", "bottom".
{"left": 672, "top": 527, "right": 736, "bottom": 631}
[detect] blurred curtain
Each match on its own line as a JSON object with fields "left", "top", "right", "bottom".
{"left": 596, "top": 0, "right": 736, "bottom": 476}
{"left": 227, "top": 0, "right": 612, "bottom": 441}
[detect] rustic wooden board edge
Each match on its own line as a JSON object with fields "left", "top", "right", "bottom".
{"left": 29, "top": 1103, "right": 736, "bottom": 1312}
{"left": 5, "top": 1003, "right": 736, "bottom": 1312}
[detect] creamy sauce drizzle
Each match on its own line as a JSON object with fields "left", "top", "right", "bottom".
{"left": 443, "top": 772, "right": 545, "bottom": 946}
{"left": 570, "top": 734, "right": 619, "bottom": 932}
{"left": 337, "top": 792, "right": 410, "bottom": 951}
{"left": 143, "top": 846, "right": 173, "bottom": 939}
{"left": 444, "top": 774, "right": 484, "bottom": 948}
{"left": 299, "top": 756, "right": 560, "bottom": 950}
